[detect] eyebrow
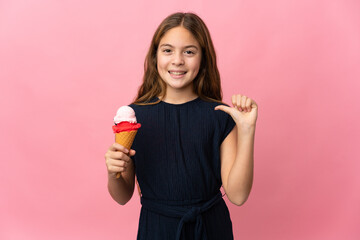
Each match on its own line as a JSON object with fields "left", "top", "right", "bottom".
{"left": 159, "top": 43, "right": 199, "bottom": 50}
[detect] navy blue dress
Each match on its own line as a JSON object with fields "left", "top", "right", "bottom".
{"left": 130, "top": 97, "right": 236, "bottom": 240}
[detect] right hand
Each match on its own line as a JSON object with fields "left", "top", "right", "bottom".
{"left": 104, "top": 143, "right": 136, "bottom": 177}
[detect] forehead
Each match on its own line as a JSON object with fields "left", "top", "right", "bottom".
{"left": 159, "top": 26, "right": 200, "bottom": 47}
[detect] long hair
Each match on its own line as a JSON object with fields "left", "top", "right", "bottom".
{"left": 133, "top": 12, "right": 223, "bottom": 105}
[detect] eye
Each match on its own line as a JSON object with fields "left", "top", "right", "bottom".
{"left": 184, "top": 50, "right": 195, "bottom": 55}
{"left": 162, "top": 49, "right": 172, "bottom": 53}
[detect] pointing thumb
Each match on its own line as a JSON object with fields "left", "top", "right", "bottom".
{"left": 214, "top": 105, "right": 232, "bottom": 114}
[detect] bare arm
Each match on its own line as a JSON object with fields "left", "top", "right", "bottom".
{"left": 105, "top": 143, "right": 136, "bottom": 205}
{"left": 215, "top": 94, "right": 258, "bottom": 206}
{"left": 220, "top": 126, "right": 255, "bottom": 206}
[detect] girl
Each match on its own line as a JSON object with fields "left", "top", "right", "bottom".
{"left": 105, "top": 12, "right": 258, "bottom": 240}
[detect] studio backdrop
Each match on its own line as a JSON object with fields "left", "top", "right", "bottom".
{"left": 0, "top": 0, "right": 359, "bottom": 239}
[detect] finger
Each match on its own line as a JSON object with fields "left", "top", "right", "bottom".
{"left": 214, "top": 105, "right": 233, "bottom": 114}
{"left": 121, "top": 153, "right": 133, "bottom": 163}
{"left": 236, "top": 95, "right": 241, "bottom": 110}
{"left": 106, "top": 158, "right": 127, "bottom": 172}
{"left": 109, "top": 158, "right": 128, "bottom": 168}
{"left": 108, "top": 151, "right": 130, "bottom": 162}
{"left": 121, "top": 152, "right": 133, "bottom": 162}
{"left": 129, "top": 149, "right": 136, "bottom": 157}
{"left": 231, "top": 95, "right": 236, "bottom": 107}
{"left": 242, "top": 96, "right": 249, "bottom": 112}
{"left": 109, "top": 143, "right": 129, "bottom": 154}
{"left": 251, "top": 100, "right": 258, "bottom": 109}
{"left": 241, "top": 95, "right": 247, "bottom": 111}
{"left": 108, "top": 165, "right": 126, "bottom": 173}
{"left": 245, "top": 98, "right": 252, "bottom": 112}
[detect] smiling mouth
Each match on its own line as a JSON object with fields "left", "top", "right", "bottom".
{"left": 168, "top": 71, "right": 187, "bottom": 75}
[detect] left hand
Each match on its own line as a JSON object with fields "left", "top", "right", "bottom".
{"left": 215, "top": 94, "right": 258, "bottom": 128}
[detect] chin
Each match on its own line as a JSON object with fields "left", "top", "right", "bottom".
{"left": 168, "top": 81, "right": 192, "bottom": 90}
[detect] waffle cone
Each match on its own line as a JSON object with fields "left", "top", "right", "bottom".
{"left": 115, "top": 130, "right": 138, "bottom": 150}
{"left": 115, "top": 130, "right": 138, "bottom": 179}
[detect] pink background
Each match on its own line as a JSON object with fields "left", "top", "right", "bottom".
{"left": 1, "top": 0, "right": 359, "bottom": 239}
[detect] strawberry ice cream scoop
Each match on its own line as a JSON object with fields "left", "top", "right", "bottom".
{"left": 112, "top": 122, "right": 141, "bottom": 133}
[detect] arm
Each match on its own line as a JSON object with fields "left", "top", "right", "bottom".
{"left": 105, "top": 143, "right": 136, "bottom": 205}
{"left": 220, "top": 125, "right": 255, "bottom": 206}
{"left": 215, "top": 94, "right": 258, "bottom": 206}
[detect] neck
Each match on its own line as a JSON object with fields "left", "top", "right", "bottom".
{"left": 160, "top": 89, "right": 198, "bottom": 104}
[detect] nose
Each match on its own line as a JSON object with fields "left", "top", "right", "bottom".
{"left": 172, "top": 52, "right": 184, "bottom": 66}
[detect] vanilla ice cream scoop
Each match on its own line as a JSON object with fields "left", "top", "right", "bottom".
{"left": 114, "top": 106, "right": 137, "bottom": 124}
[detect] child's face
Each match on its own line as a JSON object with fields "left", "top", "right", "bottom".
{"left": 157, "top": 26, "right": 202, "bottom": 94}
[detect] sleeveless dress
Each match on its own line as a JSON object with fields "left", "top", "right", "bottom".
{"left": 130, "top": 97, "right": 236, "bottom": 240}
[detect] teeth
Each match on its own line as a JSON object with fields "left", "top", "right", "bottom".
{"left": 169, "top": 71, "right": 186, "bottom": 75}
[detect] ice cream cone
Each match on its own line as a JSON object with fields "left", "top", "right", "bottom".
{"left": 115, "top": 130, "right": 138, "bottom": 178}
